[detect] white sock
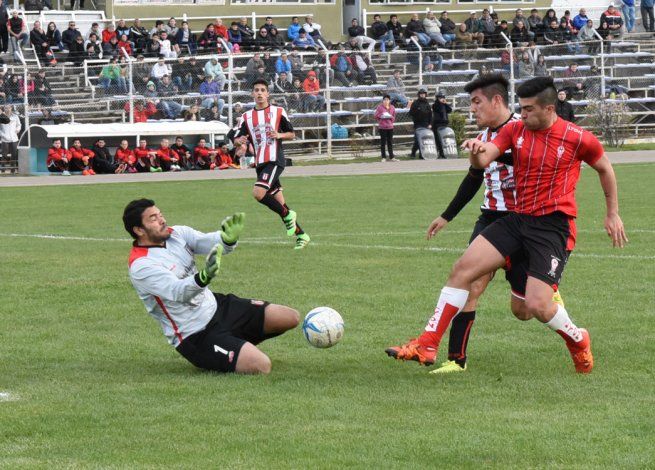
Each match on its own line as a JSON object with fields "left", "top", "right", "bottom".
{"left": 424, "top": 286, "right": 469, "bottom": 333}
{"left": 546, "top": 304, "right": 583, "bottom": 343}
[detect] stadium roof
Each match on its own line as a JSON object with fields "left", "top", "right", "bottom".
{"left": 33, "top": 121, "right": 231, "bottom": 139}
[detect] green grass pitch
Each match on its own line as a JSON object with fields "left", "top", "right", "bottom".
{"left": 0, "top": 164, "right": 653, "bottom": 468}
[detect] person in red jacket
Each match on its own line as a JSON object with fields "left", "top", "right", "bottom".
{"left": 302, "top": 70, "right": 325, "bottom": 111}
{"left": 68, "top": 139, "right": 95, "bottom": 175}
{"left": 47, "top": 139, "right": 71, "bottom": 175}
{"left": 193, "top": 137, "right": 218, "bottom": 170}
{"left": 102, "top": 23, "right": 117, "bottom": 43}
{"left": 115, "top": 139, "right": 137, "bottom": 173}
{"left": 124, "top": 100, "right": 157, "bottom": 123}
{"left": 155, "top": 138, "right": 182, "bottom": 172}
{"left": 134, "top": 138, "right": 161, "bottom": 172}
{"left": 215, "top": 142, "right": 239, "bottom": 169}
{"left": 117, "top": 33, "right": 132, "bottom": 56}
{"left": 213, "top": 18, "right": 229, "bottom": 41}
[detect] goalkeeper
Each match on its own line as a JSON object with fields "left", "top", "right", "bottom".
{"left": 124, "top": 199, "right": 299, "bottom": 374}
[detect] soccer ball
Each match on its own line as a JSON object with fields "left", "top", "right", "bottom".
{"left": 302, "top": 307, "right": 344, "bottom": 348}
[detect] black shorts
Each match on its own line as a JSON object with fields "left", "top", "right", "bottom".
{"left": 255, "top": 162, "right": 283, "bottom": 194}
{"left": 469, "top": 211, "right": 529, "bottom": 297}
{"left": 176, "top": 293, "right": 269, "bottom": 373}
{"left": 480, "top": 211, "right": 572, "bottom": 289}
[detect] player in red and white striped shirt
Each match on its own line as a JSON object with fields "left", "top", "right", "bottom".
{"left": 235, "top": 79, "right": 310, "bottom": 250}
{"left": 388, "top": 77, "right": 627, "bottom": 374}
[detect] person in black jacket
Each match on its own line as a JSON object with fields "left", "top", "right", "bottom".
{"left": 432, "top": 90, "right": 452, "bottom": 159}
{"left": 91, "top": 139, "right": 116, "bottom": 174}
{"left": 555, "top": 89, "right": 575, "bottom": 122}
{"left": 386, "top": 14, "right": 404, "bottom": 44}
{"left": 369, "top": 14, "right": 396, "bottom": 51}
{"left": 0, "top": 0, "right": 9, "bottom": 54}
{"left": 409, "top": 88, "right": 432, "bottom": 159}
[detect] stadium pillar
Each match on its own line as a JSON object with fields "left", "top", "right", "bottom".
{"left": 410, "top": 37, "right": 422, "bottom": 87}
{"left": 220, "top": 38, "right": 234, "bottom": 129}
{"left": 500, "top": 32, "right": 515, "bottom": 112}
{"left": 594, "top": 29, "right": 606, "bottom": 99}
{"left": 319, "top": 39, "right": 332, "bottom": 157}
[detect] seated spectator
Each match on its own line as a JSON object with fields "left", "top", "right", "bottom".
{"left": 228, "top": 22, "right": 242, "bottom": 47}
{"left": 556, "top": 90, "right": 576, "bottom": 121}
{"left": 213, "top": 18, "right": 229, "bottom": 42}
{"left": 194, "top": 138, "right": 218, "bottom": 170}
{"left": 147, "top": 33, "right": 163, "bottom": 55}
{"left": 68, "top": 139, "right": 95, "bottom": 175}
{"left": 102, "top": 23, "right": 117, "bottom": 44}
{"left": 117, "top": 34, "right": 132, "bottom": 56}
{"left": 275, "top": 51, "right": 293, "bottom": 82}
{"left": 512, "top": 9, "right": 535, "bottom": 40}
{"left": 269, "top": 28, "right": 285, "bottom": 49}
{"left": 116, "top": 18, "right": 131, "bottom": 40}
{"left": 561, "top": 10, "right": 578, "bottom": 36}
{"left": 455, "top": 22, "right": 480, "bottom": 49}
{"left": 493, "top": 20, "right": 510, "bottom": 48}
{"left": 130, "top": 19, "right": 149, "bottom": 53}
{"left": 171, "top": 56, "right": 192, "bottom": 91}
{"left": 102, "top": 35, "right": 120, "bottom": 58}
{"left": 155, "top": 138, "right": 181, "bottom": 171}
{"left": 348, "top": 18, "right": 375, "bottom": 52}
{"left": 533, "top": 54, "right": 548, "bottom": 76}
{"left": 203, "top": 56, "right": 226, "bottom": 89}
{"left": 61, "top": 20, "right": 80, "bottom": 51}
{"left": 287, "top": 16, "right": 301, "bottom": 42}
{"left": 563, "top": 63, "right": 585, "bottom": 97}
{"left": 254, "top": 27, "right": 274, "bottom": 51}
{"left": 527, "top": 9, "right": 543, "bottom": 37}
{"left": 424, "top": 51, "right": 443, "bottom": 71}
{"left": 199, "top": 24, "right": 218, "bottom": 50}
{"left": 231, "top": 102, "right": 244, "bottom": 125}
{"left": 30, "top": 21, "right": 57, "bottom": 66}
{"left": 186, "top": 56, "right": 205, "bottom": 88}
{"left": 303, "top": 15, "right": 326, "bottom": 45}
{"left": 586, "top": 65, "right": 602, "bottom": 98}
{"left": 91, "top": 138, "right": 116, "bottom": 174}
{"left": 114, "top": 139, "right": 137, "bottom": 173}
{"left": 439, "top": 12, "right": 457, "bottom": 45}
{"left": 386, "top": 69, "right": 408, "bottom": 107}
{"left": 215, "top": 142, "right": 239, "bottom": 169}
{"left": 511, "top": 20, "right": 531, "bottom": 47}
{"left": 559, "top": 18, "right": 581, "bottom": 54}
{"left": 151, "top": 55, "right": 172, "bottom": 81}
{"left": 273, "top": 71, "right": 292, "bottom": 107}
{"left": 405, "top": 13, "right": 431, "bottom": 47}
{"left": 352, "top": 52, "right": 377, "bottom": 84}
{"left": 33, "top": 69, "right": 56, "bottom": 107}
{"left": 245, "top": 52, "right": 265, "bottom": 81}
{"left": 596, "top": 21, "right": 613, "bottom": 52}
{"left": 99, "top": 57, "right": 127, "bottom": 95}
{"left": 134, "top": 138, "right": 160, "bottom": 172}
{"left": 573, "top": 8, "right": 590, "bottom": 31}
{"left": 423, "top": 11, "right": 447, "bottom": 47}
{"left": 289, "top": 48, "right": 305, "bottom": 80}
{"left": 289, "top": 78, "right": 304, "bottom": 112}
{"left": 46, "top": 21, "right": 63, "bottom": 50}
{"left": 500, "top": 48, "right": 518, "bottom": 76}
{"left": 170, "top": 136, "right": 192, "bottom": 170}
{"left": 131, "top": 55, "right": 150, "bottom": 92}
{"left": 601, "top": 4, "right": 623, "bottom": 37}
{"left": 544, "top": 19, "right": 563, "bottom": 50}
{"left": 199, "top": 75, "right": 224, "bottom": 112}
{"left": 302, "top": 70, "right": 325, "bottom": 111}
{"left": 84, "top": 33, "right": 101, "bottom": 55}
{"left": 155, "top": 31, "right": 177, "bottom": 58}
{"left": 386, "top": 15, "right": 404, "bottom": 44}
{"left": 331, "top": 46, "right": 355, "bottom": 86}
{"left": 369, "top": 14, "right": 396, "bottom": 52}
{"left": 237, "top": 16, "right": 255, "bottom": 48}
{"left": 8, "top": 10, "right": 30, "bottom": 56}
{"left": 149, "top": 20, "right": 166, "bottom": 38}
{"left": 293, "top": 30, "right": 317, "bottom": 50}
{"left": 578, "top": 19, "right": 598, "bottom": 54}
{"left": 542, "top": 9, "right": 558, "bottom": 30}
{"left": 262, "top": 16, "right": 277, "bottom": 33}
{"left": 47, "top": 139, "right": 71, "bottom": 175}
{"left": 176, "top": 21, "right": 197, "bottom": 55}
{"left": 518, "top": 51, "right": 534, "bottom": 78}
{"left": 203, "top": 103, "right": 222, "bottom": 122}
{"left": 86, "top": 22, "right": 101, "bottom": 41}
{"left": 477, "top": 9, "right": 496, "bottom": 47}
{"left": 156, "top": 75, "right": 182, "bottom": 119}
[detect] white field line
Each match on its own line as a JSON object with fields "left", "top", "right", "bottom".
{"left": 0, "top": 232, "right": 653, "bottom": 261}
{"left": 0, "top": 392, "right": 18, "bottom": 402}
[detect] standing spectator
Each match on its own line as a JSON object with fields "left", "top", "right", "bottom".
{"left": 130, "top": 18, "right": 148, "bottom": 53}
{"left": 171, "top": 136, "right": 192, "bottom": 170}
{"left": 199, "top": 75, "right": 224, "bottom": 113}
{"left": 115, "top": 139, "right": 137, "bottom": 173}
{"left": 176, "top": 21, "right": 197, "bottom": 54}
{"left": 91, "top": 138, "right": 116, "bottom": 174}
{"left": 408, "top": 88, "right": 432, "bottom": 159}
{"left": 237, "top": 16, "right": 255, "bottom": 49}
{"left": 374, "top": 95, "right": 397, "bottom": 162}
{"left": 534, "top": 54, "right": 548, "bottom": 76}
{"left": 273, "top": 71, "right": 292, "bottom": 108}
{"left": 621, "top": 0, "right": 636, "bottom": 32}
{"left": 68, "top": 139, "right": 95, "bottom": 175}
{"left": 46, "top": 21, "right": 63, "bottom": 50}
{"left": 0, "top": 105, "right": 20, "bottom": 165}
{"left": 642, "top": 0, "right": 655, "bottom": 32}
{"left": 423, "top": 11, "right": 447, "bottom": 47}
{"left": 302, "top": 70, "right": 324, "bottom": 111}
{"left": 556, "top": 89, "right": 576, "bottom": 121}
{"left": 61, "top": 20, "right": 80, "bottom": 50}
{"left": 386, "top": 14, "right": 404, "bottom": 44}
{"left": 0, "top": 0, "right": 9, "bottom": 54}
{"left": 370, "top": 14, "right": 396, "bottom": 52}
{"left": 194, "top": 137, "right": 218, "bottom": 170}
{"left": 47, "top": 139, "right": 71, "bottom": 175}
{"left": 287, "top": 16, "right": 301, "bottom": 42}
{"left": 431, "top": 91, "right": 451, "bottom": 159}
{"left": 386, "top": 69, "right": 408, "bottom": 107}
{"left": 348, "top": 18, "right": 375, "bottom": 52}
{"left": 601, "top": 4, "right": 623, "bottom": 37}
{"left": 7, "top": 10, "right": 29, "bottom": 58}
{"left": 292, "top": 30, "right": 316, "bottom": 50}
{"left": 405, "top": 13, "right": 431, "bottom": 46}
{"left": 203, "top": 55, "right": 226, "bottom": 89}
{"left": 439, "top": 12, "right": 457, "bottom": 45}
{"left": 303, "top": 15, "right": 326, "bottom": 45}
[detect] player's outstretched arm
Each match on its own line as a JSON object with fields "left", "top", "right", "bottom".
{"left": 590, "top": 154, "right": 628, "bottom": 248}
{"left": 461, "top": 139, "right": 500, "bottom": 169}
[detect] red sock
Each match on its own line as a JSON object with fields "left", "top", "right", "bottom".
{"left": 417, "top": 286, "right": 469, "bottom": 349}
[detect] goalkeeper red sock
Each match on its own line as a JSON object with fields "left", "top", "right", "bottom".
{"left": 259, "top": 193, "right": 289, "bottom": 217}
{"left": 418, "top": 286, "right": 469, "bottom": 349}
{"left": 447, "top": 310, "right": 476, "bottom": 366}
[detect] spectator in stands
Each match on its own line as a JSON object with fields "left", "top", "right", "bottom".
{"left": 245, "top": 52, "right": 265, "bottom": 81}
{"left": 287, "top": 16, "right": 301, "bottom": 42}
{"left": 288, "top": 48, "right": 304, "bottom": 79}
{"left": 155, "top": 138, "right": 181, "bottom": 171}
{"left": 262, "top": 16, "right": 277, "bottom": 33}
{"left": 199, "top": 75, "right": 224, "bottom": 113}
{"left": 559, "top": 18, "right": 582, "bottom": 54}
{"left": 409, "top": 88, "right": 432, "bottom": 159}
{"left": 386, "top": 14, "right": 404, "bottom": 44}
{"left": 561, "top": 10, "right": 579, "bottom": 36}
{"left": 642, "top": 0, "right": 655, "bottom": 32}
{"left": 563, "top": 63, "right": 586, "bottom": 98}
{"left": 405, "top": 13, "right": 431, "bottom": 47}
{"left": 228, "top": 22, "right": 242, "bottom": 48}
{"left": 99, "top": 57, "right": 127, "bottom": 95}
{"left": 512, "top": 9, "right": 534, "bottom": 40}
{"left": 386, "top": 69, "right": 408, "bottom": 108}
{"left": 176, "top": 21, "right": 197, "bottom": 55}
{"left": 213, "top": 18, "right": 229, "bottom": 42}
{"left": 423, "top": 53, "right": 443, "bottom": 82}
{"left": 621, "top": 0, "right": 636, "bottom": 33}
{"left": 463, "top": 12, "right": 483, "bottom": 42}
{"left": 237, "top": 17, "right": 255, "bottom": 48}
{"left": 0, "top": 105, "right": 20, "bottom": 166}
{"left": 186, "top": 56, "right": 204, "bottom": 87}
{"left": 61, "top": 20, "right": 80, "bottom": 51}
{"left": 543, "top": 9, "right": 558, "bottom": 29}
{"left": 422, "top": 11, "right": 447, "bottom": 47}
{"left": 439, "top": 12, "right": 456, "bottom": 45}
{"left": 573, "top": 8, "right": 590, "bottom": 32}
{"left": 331, "top": 46, "right": 355, "bottom": 86}
{"left": 4, "top": 74, "right": 20, "bottom": 104}
{"left": 172, "top": 56, "right": 192, "bottom": 91}
{"left": 431, "top": 90, "right": 451, "bottom": 159}
{"left": 131, "top": 55, "right": 149, "bottom": 91}
{"left": 203, "top": 103, "right": 222, "bottom": 122}
{"left": 149, "top": 20, "right": 165, "bottom": 38}
{"left": 68, "top": 139, "right": 95, "bottom": 175}
{"left": 118, "top": 34, "right": 132, "bottom": 56}
{"left": 170, "top": 136, "right": 192, "bottom": 170}
{"left": 47, "top": 139, "right": 71, "bottom": 175}
{"left": 0, "top": 77, "right": 6, "bottom": 104}
{"left": 151, "top": 55, "right": 172, "bottom": 81}
{"left": 30, "top": 20, "right": 56, "bottom": 66}
{"left": 579, "top": 19, "right": 598, "bottom": 53}
{"left": 67, "top": 35, "right": 85, "bottom": 65}
{"left": 544, "top": 19, "right": 563, "bottom": 50}
{"left": 493, "top": 20, "right": 510, "bottom": 48}
{"left": 130, "top": 19, "right": 148, "bottom": 53}
{"left": 275, "top": 51, "right": 293, "bottom": 82}
{"left": 477, "top": 9, "right": 496, "bottom": 47}
{"left": 155, "top": 31, "right": 177, "bottom": 58}
{"left": 456, "top": 22, "right": 479, "bottom": 49}
{"left": 303, "top": 15, "right": 326, "bottom": 45}
{"left": 254, "top": 26, "right": 274, "bottom": 51}
{"left": 84, "top": 32, "right": 101, "bottom": 55}
{"left": 203, "top": 56, "right": 226, "bottom": 89}
{"left": 231, "top": 101, "right": 244, "bottom": 123}
{"left": 292, "top": 30, "right": 317, "bottom": 50}
{"left": 511, "top": 20, "right": 530, "bottom": 47}
{"left": 124, "top": 100, "right": 156, "bottom": 123}
{"left": 46, "top": 21, "right": 63, "bottom": 50}
{"left": 199, "top": 24, "right": 218, "bottom": 50}
{"left": 273, "top": 71, "right": 292, "bottom": 108}
{"left": 518, "top": 51, "right": 535, "bottom": 78}
{"left": 102, "top": 35, "right": 120, "bottom": 58}
{"left": 91, "top": 138, "right": 116, "bottom": 174}
{"left": 0, "top": 0, "right": 9, "bottom": 55}
{"left": 348, "top": 18, "right": 375, "bottom": 52}
{"left": 194, "top": 137, "right": 217, "bottom": 170}
{"left": 596, "top": 21, "right": 614, "bottom": 52}
{"left": 352, "top": 51, "right": 377, "bottom": 84}
{"left": 375, "top": 95, "right": 396, "bottom": 162}
{"left": 500, "top": 47, "right": 518, "bottom": 76}
{"left": 302, "top": 70, "right": 325, "bottom": 111}
{"left": 369, "top": 14, "right": 396, "bottom": 52}
{"left": 116, "top": 19, "right": 131, "bottom": 39}
{"left": 33, "top": 69, "right": 55, "bottom": 107}
{"left": 102, "top": 23, "right": 117, "bottom": 45}
{"left": 86, "top": 22, "right": 100, "bottom": 41}
{"left": 556, "top": 90, "right": 576, "bottom": 121}
{"left": 114, "top": 139, "right": 137, "bottom": 174}
{"left": 601, "top": 4, "right": 623, "bottom": 37}
{"left": 156, "top": 75, "right": 182, "bottom": 119}
{"left": 145, "top": 33, "right": 161, "bottom": 57}
{"left": 134, "top": 138, "right": 160, "bottom": 172}
{"left": 288, "top": 78, "right": 304, "bottom": 112}
{"left": 533, "top": 54, "right": 548, "bottom": 76}
{"left": 527, "top": 9, "right": 543, "bottom": 37}
{"left": 8, "top": 10, "right": 29, "bottom": 57}
{"left": 586, "top": 65, "right": 602, "bottom": 98}
{"left": 269, "top": 28, "right": 285, "bottom": 49}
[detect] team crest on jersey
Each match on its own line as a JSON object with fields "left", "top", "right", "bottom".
{"left": 557, "top": 145, "right": 566, "bottom": 159}
{"left": 516, "top": 136, "right": 524, "bottom": 149}
{"left": 547, "top": 256, "right": 561, "bottom": 278}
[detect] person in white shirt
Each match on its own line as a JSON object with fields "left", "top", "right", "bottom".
{"left": 0, "top": 105, "right": 21, "bottom": 164}
{"left": 150, "top": 55, "right": 172, "bottom": 81}
{"left": 303, "top": 15, "right": 326, "bottom": 44}
{"left": 155, "top": 31, "right": 178, "bottom": 58}
{"left": 125, "top": 199, "right": 300, "bottom": 374}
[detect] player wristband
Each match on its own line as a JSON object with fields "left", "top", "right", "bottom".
{"left": 195, "top": 271, "right": 210, "bottom": 287}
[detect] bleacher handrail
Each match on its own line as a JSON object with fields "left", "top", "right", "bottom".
{"left": 593, "top": 29, "right": 607, "bottom": 98}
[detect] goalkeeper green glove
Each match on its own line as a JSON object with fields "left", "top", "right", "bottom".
{"left": 220, "top": 212, "right": 245, "bottom": 245}
{"left": 197, "top": 243, "right": 222, "bottom": 285}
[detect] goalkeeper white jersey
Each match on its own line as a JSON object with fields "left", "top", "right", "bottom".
{"left": 128, "top": 225, "right": 235, "bottom": 347}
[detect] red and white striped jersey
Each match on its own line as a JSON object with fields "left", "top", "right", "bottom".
{"left": 477, "top": 114, "right": 520, "bottom": 212}
{"left": 236, "top": 105, "right": 294, "bottom": 167}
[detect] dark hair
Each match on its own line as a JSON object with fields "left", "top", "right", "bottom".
{"left": 123, "top": 198, "right": 155, "bottom": 239}
{"left": 252, "top": 78, "right": 269, "bottom": 90}
{"left": 516, "top": 76, "right": 558, "bottom": 106}
{"left": 382, "top": 94, "right": 391, "bottom": 100}
{"left": 463, "top": 73, "right": 509, "bottom": 106}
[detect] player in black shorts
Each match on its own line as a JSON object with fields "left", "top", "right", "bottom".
{"left": 235, "top": 79, "right": 310, "bottom": 250}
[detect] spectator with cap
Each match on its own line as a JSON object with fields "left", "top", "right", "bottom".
{"left": 408, "top": 87, "right": 432, "bottom": 159}
{"left": 374, "top": 94, "right": 397, "bottom": 162}
{"left": 292, "top": 29, "right": 317, "bottom": 50}
{"left": 432, "top": 90, "right": 451, "bottom": 159}
{"left": 386, "top": 69, "right": 408, "bottom": 107}
{"left": 556, "top": 90, "right": 576, "bottom": 122}
{"left": 601, "top": 4, "right": 623, "bottom": 37}
{"left": 370, "top": 14, "right": 396, "bottom": 52}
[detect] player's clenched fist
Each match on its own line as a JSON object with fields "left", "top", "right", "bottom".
{"left": 220, "top": 212, "right": 245, "bottom": 245}
{"left": 461, "top": 139, "right": 486, "bottom": 155}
